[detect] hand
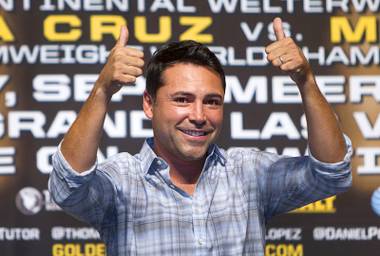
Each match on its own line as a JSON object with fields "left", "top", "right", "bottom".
{"left": 265, "top": 17, "right": 313, "bottom": 86}
{"left": 96, "top": 26, "right": 144, "bottom": 96}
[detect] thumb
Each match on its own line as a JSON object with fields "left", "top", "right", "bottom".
{"left": 116, "top": 25, "right": 129, "bottom": 47}
{"left": 273, "top": 17, "right": 285, "bottom": 41}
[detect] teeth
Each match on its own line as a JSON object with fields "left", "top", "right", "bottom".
{"left": 183, "top": 130, "right": 206, "bottom": 136}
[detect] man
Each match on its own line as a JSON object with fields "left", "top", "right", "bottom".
{"left": 49, "top": 18, "right": 352, "bottom": 255}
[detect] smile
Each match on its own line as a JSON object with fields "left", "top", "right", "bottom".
{"left": 178, "top": 129, "right": 210, "bottom": 137}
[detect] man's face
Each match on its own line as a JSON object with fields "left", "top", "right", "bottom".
{"left": 143, "top": 63, "right": 224, "bottom": 163}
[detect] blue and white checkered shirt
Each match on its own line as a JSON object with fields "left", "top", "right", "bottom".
{"left": 49, "top": 137, "right": 352, "bottom": 256}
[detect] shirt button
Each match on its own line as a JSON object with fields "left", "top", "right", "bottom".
{"left": 198, "top": 238, "right": 205, "bottom": 245}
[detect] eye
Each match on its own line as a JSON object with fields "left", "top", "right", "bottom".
{"left": 174, "top": 97, "right": 189, "bottom": 103}
{"left": 205, "top": 99, "right": 222, "bottom": 106}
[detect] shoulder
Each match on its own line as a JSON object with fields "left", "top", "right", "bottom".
{"left": 218, "top": 146, "right": 288, "bottom": 181}
{"left": 97, "top": 151, "right": 144, "bottom": 179}
{"left": 223, "top": 146, "right": 281, "bottom": 164}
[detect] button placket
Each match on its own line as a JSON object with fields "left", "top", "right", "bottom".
{"left": 192, "top": 190, "right": 208, "bottom": 250}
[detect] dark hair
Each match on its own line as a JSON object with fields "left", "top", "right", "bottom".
{"left": 145, "top": 40, "right": 225, "bottom": 99}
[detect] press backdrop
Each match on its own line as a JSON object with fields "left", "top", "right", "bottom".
{"left": 1, "top": 1, "right": 380, "bottom": 255}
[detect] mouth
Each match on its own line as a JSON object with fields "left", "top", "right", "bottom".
{"left": 177, "top": 128, "right": 211, "bottom": 137}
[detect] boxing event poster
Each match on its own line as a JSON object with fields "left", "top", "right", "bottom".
{"left": 0, "top": 1, "right": 379, "bottom": 255}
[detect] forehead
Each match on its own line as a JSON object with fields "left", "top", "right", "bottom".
{"left": 158, "top": 63, "right": 224, "bottom": 95}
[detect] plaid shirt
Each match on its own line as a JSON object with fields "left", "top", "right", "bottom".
{"left": 49, "top": 137, "right": 352, "bottom": 256}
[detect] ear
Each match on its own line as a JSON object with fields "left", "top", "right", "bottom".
{"left": 143, "top": 90, "right": 154, "bottom": 119}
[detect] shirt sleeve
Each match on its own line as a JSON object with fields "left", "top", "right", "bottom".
{"left": 308, "top": 134, "right": 353, "bottom": 177}
{"left": 261, "top": 134, "right": 353, "bottom": 219}
{"left": 48, "top": 143, "right": 118, "bottom": 229}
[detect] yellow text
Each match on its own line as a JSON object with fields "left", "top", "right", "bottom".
{"left": 52, "top": 243, "right": 105, "bottom": 256}
{"left": 43, "top": 15, "right": 213, "bottom": 43}
{"left": 265, "top": 243, "right": 303, "bottom": 256}
{"left": 292, "top": 196, "right": 336, "bottom": 214}
{"left": 0, "top": 16, "right": 14, "bottom": 42}
{"left": 330, "top": 16, "right": 377, "bottom": 43}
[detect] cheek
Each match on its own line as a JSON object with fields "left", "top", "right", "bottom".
{"left": 171, "top": 108, "right": 189, "bottom": 117}
{"left": 207, "top": 109, "right": 224, "bottom": 126}
{"left": 154, "top": 106, "right": 188, "bottom": 123}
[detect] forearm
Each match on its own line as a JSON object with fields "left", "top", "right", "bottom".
{"left": 60, "top": 26, "right": 143, "bottom": 172}
{"left": 61, "top": 85, "right": 110, "bottom": 172}
{"left": 299, "top": 75, "right": 346, "bottom": 163}
{"left": 265, "top": 18, "right": 346, "bottom": 163}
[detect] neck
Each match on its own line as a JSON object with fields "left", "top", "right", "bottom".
{"left": 153, "top": 144, "right": 206, "bottom": 185}
{"left": 167, "top": 157, "right": 205, "bottom": 185}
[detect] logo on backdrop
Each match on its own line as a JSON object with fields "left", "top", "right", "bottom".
{"left": 371, "top": 187, "right": 380, "bottom": 217}
{"left": 15, "top": 187, "right": 60, "bottom": 215}
{"left": 15, "top": 187, "right": 44, "bottom": 215}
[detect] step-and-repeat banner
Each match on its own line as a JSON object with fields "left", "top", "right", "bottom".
{"left": 1, "top": 1, "right": 380, "bottom": 255}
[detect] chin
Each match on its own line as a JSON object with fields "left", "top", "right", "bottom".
{"left": 179, "top": 149, "right": 208, "bottom": 161}
{"left": 183, "top": 155, "right": 204, "bottom": 161}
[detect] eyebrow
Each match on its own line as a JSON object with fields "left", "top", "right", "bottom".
{"left": 206, "top": 94, "right": 223, "bottom": 99}
{"left": 170, "top": 91, "right": 193, "bottom": 97}
{"left": 170, "top": 91, "right": 223, "bottom": 99}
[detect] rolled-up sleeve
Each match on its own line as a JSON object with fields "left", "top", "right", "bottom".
{"left": 48, "top": 144, "right": 116, "bottom": 228}
{"left": 307, "top": 134, "right": 353, "bottom": 190}
{"left": 262, "top": 134, "right": 353, "bottom": 218}
{"left": 49, "top": 143, "right": 96, "bottom": 196}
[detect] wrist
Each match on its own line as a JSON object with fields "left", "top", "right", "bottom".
{"left": 92, "top": 82, "right": 113, "bottom": 104}
{"left": 296, "top": 68, "right": 317, "bottom": 90}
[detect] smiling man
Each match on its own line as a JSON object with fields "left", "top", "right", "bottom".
{"left": 143, "top": 59, "right": 225, "bottom": 195}
{"left": 49, "top": 18, "right": 352, "bottom": 255}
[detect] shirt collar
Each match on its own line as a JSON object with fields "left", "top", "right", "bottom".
{"left": 139, "top": 137, "right": 226, "bottom": 176}
{"left": 139, "top": 138, "right": 165, "bottom": 175}
{"left": 206, "top": 143, "right": 226, "bottom": 167}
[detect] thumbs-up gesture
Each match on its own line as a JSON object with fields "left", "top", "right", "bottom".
{"left": 96, "top": 26, "right": 144, "bottom": 96}
{"left": 265, "top": 17, "right": 314, "bottom": 86}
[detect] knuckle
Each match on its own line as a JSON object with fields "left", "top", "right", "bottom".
{"left": 127, "top": 76, "right": 137, "bottom": 83}
{"left": 123, "top": 56, "right": 131, "bottom": 65}
{"left": 125, "top": 48, "right": 134, "bottom": 57}
{"left": 112, "top": 63, "right": 120, "bottom": 72}
{"left": 285, "top": 39, "right": 294, "bottom": 46}
{"left": 112, "top": 74, "right": 121, "bottom": 82}
{"left": 285, "top": 37, "right": 293, "bottom": 43}
{"left": 281, "top": 64, "right": 290, "bottom": 70}
{"left": 115, "top": 54, "right": 124, "bottom": 62}
{"left": 112, "top": 56, "right": 120, "bottom": 64}
{"left": 134, "top": 68, "right": 142, "bottom": 76}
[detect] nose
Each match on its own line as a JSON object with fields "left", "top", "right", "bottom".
{"left": 189, "top": 101, "right": 206, "bottom": 126}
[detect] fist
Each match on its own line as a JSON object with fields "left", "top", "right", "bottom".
{"left": 97, "top": 26, "right": 145, "bottom": 95}
{"left": 265, "top": 17, "right": 313, "bottom": 85}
